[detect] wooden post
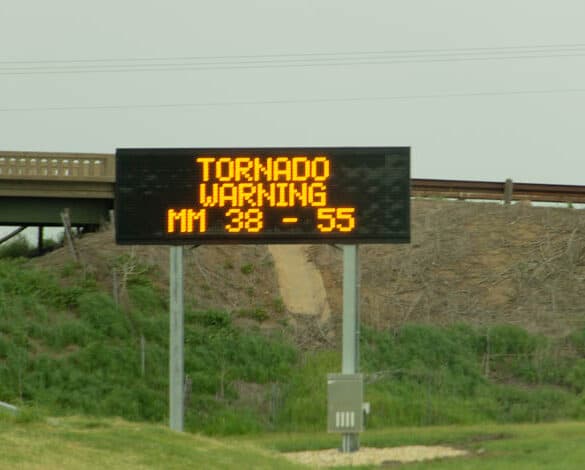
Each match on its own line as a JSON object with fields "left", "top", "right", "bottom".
{"left": 503, "top": 179, "right": 514, "bottom": 205}
{"left": 484, "top": 327, "right": 491, "bottom": 378}
{"left": 183, "top": 375, "right": 192, "bottom": 414}
{"left": 141, "top": 335, "right": 146, "bottom": 377}
{"left": 112, "top": 269, "right": 119, "bottom": 306}
{"left": 60, "top": 209, "right": 80, "bottom": 262}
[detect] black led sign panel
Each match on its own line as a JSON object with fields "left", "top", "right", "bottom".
{"left": 115, "top": 147, "right": 410, "bottom": 245}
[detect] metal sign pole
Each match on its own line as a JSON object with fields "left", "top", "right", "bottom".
{"left": 169, "top": 246, "right": 184, "bottom": 431}
{"left": 341, "top": 244, "right": 360, "bottom": 452}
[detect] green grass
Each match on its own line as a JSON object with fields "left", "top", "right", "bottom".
{"left": 380, "top": 422, "right": 585, "bottom": 469}
{"left": 0, "top": 414, "right": 305, "bottom": 470}
{"left": 0, "top": 258, "right": 298, "bottom": 434}
{"left": 3, "top": 414, "right": 585, "bottom": 469}
{"left": 3, "top": 255, "right": 585, "bottom": 468}
{"left": 274, "top": 325, "right": 585, "bottom": 431}
{"left": 3, "top": 257, "right": 585, "bottom": 436}
{"left": 246, "top": 422, "right": 585, "bottom": 469}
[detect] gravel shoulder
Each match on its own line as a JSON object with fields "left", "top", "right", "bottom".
{"left": 282, "top": 445, "right": 468, "bottom": 467}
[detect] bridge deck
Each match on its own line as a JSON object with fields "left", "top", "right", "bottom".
{"left": 0, "top": 151, "right": 114, "bottom": 198}
{"left": 0, "top": 151, "right": 115, "bottom": 226}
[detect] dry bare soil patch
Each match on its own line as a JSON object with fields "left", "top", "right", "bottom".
{"left": 34, "top": 199, "right": 585, "bottom": 342}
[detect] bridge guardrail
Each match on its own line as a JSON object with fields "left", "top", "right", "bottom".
{"left": 0, "top": 152, "right": 115, "bottom": 181}
{"left": 1, "top": 151, "right": 584, "bottom": 204}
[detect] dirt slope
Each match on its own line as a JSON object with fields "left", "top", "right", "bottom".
{"left": 34, "top": 230, "right": 283, "bottom": 321}
{"left": 311, "top": 199, "right": 585, "bottom": 337}
{"left": 32, "top": 199, "right": 585, "bottom": 341}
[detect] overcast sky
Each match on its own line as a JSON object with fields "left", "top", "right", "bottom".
{"left": 1, "top": 0, "right": 584, "bottom": 185}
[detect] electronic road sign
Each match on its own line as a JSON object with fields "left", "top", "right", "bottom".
{"left": 115, "top": 147, "right": 410, "bottom": 245}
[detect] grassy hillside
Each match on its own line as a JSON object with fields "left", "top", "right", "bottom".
{"left": 0, "top": 414, "right": 305, "bottom": 470}
{"left": 0, "top": 257, "right": 297, "bottom": 434}
{"left": 2, "top": 251, "right": 585, "bottom": 434}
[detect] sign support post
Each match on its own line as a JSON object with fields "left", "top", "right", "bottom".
{"left": 341, "top": 244, "right": 360, "bottom": 452}
{"left": 115, "top": 147, "right": 410, "bottom": 436}
{"left": 169, "top": 246, "right": 184, "bottom": 432}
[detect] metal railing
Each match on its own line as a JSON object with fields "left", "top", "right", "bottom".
{"left": 0, "top": 151, "right": 583, "bottom": 204}
{"left": 412, "top": 178, "right": 585, "bottom": 204}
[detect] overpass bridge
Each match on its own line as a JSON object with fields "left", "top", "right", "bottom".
{"left": 0, "top": 151, "right": 115, "bottom": 228}
{"left": 1, "top": 149, "right": 584, "bottom": 240}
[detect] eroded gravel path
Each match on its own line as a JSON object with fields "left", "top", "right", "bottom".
{"left": 268, "top": 244, "right": 330, "bottom": 321}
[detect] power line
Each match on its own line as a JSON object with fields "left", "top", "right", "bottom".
{"left": 1, "top": 43, "right": 585, "bottom": 76}
{"left": 1, "top": 87, "right": 584, "bottom": 113}
{"left": 2, "top": 42, "right": 585, "bottom": 64}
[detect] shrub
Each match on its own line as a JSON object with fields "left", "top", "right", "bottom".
{"left": 0, "top": 236, "right": 33, "bottom": 258}
{"left": 565, "top": 360, "right": 585, "bottom": 393}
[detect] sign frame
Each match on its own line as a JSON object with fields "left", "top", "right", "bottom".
{"left": 115, "top": 147, "right": 410, "bottom": 245}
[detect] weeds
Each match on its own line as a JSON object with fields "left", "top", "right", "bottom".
{"left": 0, "top": 235, "right": 61, "bottom": 258}
{"left": 236, "top": 308, "right": 269, "bottom": 322}
{"left": 0, "top": 236, "right": 32, "bottom": 258}
{"left": 2, "top": 258, "right": 585, "bottom": 436}
{"left": 240, "top": 263, "right": 254, "bottom": 275}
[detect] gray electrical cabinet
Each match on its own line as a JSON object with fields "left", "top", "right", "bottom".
{"left": 327, "top": 373, "right": 365, "bottom": 433}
